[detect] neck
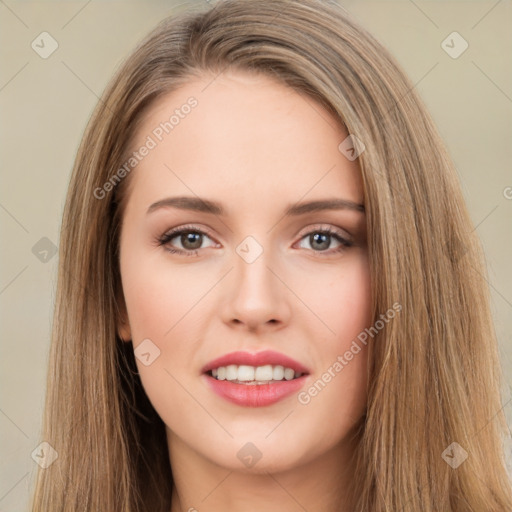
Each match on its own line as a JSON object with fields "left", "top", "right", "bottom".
{"left": 167, "top": 427, "right": 360, "bottom": 512}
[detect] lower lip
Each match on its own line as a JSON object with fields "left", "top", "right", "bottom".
{"left": 204, "top": 374, "right": 308, "bottom": 407}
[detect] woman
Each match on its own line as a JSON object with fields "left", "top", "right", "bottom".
{"left": 30, "top": 0, "right": 512, "bottom": 510}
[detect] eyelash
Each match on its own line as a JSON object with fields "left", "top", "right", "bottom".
{"left": 156, "top": 224, "right": 353, "bottom": 258}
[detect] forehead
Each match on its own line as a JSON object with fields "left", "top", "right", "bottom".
{"left": 125, "top": 70, "right": 363, "bottom": 216}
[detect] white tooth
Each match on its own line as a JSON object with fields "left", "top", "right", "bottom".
{"left": 284, "top": 368, "right": 295, "bottom": 380}
{"left": 212, "top": 368, "right": 218, "bottom": 378}
{"left": 272, "top": 365, "right": 284, "bottom": 380}
{"left": 237, "top": 365, "right": 255, "bottom": 381}
{"left": 217, "top": 366, "right": 226, "bottom": 380}
{"left": 255, "top": 365, "right": 273, "bottom": 381}
{"left": 294, "top": 371, "right": 302, "bottom": 378}
{"left": 226, "top": 364, "right": 238, "bottom": 380}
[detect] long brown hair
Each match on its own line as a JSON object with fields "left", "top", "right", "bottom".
{"left": 30, "top": 0, "right": 512, "bottom": 510}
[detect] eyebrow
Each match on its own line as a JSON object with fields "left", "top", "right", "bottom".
{"left": 146, "top": 196, "right": 365, "bottom": 216}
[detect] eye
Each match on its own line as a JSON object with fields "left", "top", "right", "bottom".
{"left": 157, "top": 225, "right": 217, "bottom": 256}
{"left": 296, "top": 227, "right": 353, "bottom": 256}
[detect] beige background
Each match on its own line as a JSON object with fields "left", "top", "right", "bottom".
{"left": 1, "top": 1, "right": 511, "bottom": 509}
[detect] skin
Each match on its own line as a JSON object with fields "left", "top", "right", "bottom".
{"left": 117, "top": 70, "right": 372, "bottom": 512}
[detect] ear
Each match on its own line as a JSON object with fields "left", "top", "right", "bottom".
{"left": 118, "top": 317, "right": 132, "bottom": 342}
{"left": 116, "top": 294, "right": 132, "bottom": 342}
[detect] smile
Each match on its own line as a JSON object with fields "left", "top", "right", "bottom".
{"left": 202, "top": 350, "right": 310, "bottom": 407}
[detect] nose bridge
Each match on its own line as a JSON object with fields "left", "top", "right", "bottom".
{"left": 224, "top": 234, "right": 289, "bottom": 329}
{"left": 234, "top": 235, "right": 277, "bottom": 302}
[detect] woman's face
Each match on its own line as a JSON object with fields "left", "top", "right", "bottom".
{"left": 117, "top": 70, "right": 372, "bottom": 473}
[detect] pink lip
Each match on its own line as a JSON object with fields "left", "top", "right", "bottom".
{"left": 202, "top": 350, "right": 310, "bottom": 375}
{"left": 204, "top": 375, "right": 308, "bottom": 407}
{"left": 202, "top": 350, "right": 310, "bottom": 407}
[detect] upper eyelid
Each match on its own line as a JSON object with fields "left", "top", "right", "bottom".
{"left": 163, "top": 224, "right": 218, "bottom": 242}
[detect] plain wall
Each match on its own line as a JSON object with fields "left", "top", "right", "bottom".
{"left": 0, "top": 1, "right": 511, "bottom": 510}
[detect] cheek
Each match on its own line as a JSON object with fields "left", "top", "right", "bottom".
{"left": 118, "top": 247, "right": 202, "bottom": 383}
{"left": 120, "top": 249, "right": 212, "bottom": 342}
{"left": 293, "top": 255, "right": 371, "bottom": 425}
{"left": 298, "top": 252, "right": 372, "bottom": 350}
{"left": 119, "top": 250, "right": 208, "bottom": 421}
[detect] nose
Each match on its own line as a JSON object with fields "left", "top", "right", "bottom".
{"left": 221, "top": 248, "right": 291, "bottom": 333}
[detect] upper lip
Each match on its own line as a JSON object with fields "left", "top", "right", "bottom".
{"left": 202, "top": 350, "right": 310, "bottom": 374}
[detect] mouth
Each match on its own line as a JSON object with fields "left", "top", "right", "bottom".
{"left": 202, "top": 350, "right": 310, "bottom": 407}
